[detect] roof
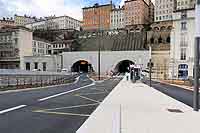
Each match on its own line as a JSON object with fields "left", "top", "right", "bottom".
{"left": 26, "top": 15, "right": 81, "bottom": 25}
{"left": 82, "top": 3, "right": 112, "bottom": 10}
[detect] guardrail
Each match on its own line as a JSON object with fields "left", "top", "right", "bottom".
{"left": 0, "top": 69, "right": 77, "bottom": 90}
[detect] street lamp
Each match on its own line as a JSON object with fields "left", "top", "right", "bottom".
{"left": 94, "top": 3, "right": 101, "bottom": 80}
{"left": 193, "top": 0, "right": 200, "bottom": 111}
{"left": 149, "top": 44, "right": 152, "bottom": 87}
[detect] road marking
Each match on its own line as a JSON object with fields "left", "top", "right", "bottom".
{"left": 34, "top": 103, "right": 99, "bottom": 112}
{"left": 78, "top": 92, "right": 108, "bottom": 96}
{"left": 0, "top": 105, "right": 27, "bottom": 114}
{"left": 34, "top": 110, "right": 90, "bottom": 117}
{"left": 38, "top": 83, "right": 95, "bottom": 102}
{"left": 90, "top": 87, "right": 108, "bottom": 93}
{"left": 75, "top": 94, "right": 101, "bottom": 103}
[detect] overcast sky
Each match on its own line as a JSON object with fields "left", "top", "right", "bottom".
{"left": 0, "top": 0, "right": 155, "bottom": 20}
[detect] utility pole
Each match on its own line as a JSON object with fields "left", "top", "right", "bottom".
{"left": 193, "top": 0, "right": 200, "bottom": 111}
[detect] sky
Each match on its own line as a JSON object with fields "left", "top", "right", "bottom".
{"left": 0, "top": 0, "right": 154, "bottom": 20}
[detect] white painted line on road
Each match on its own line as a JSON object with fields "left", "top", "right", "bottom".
{"left": 38, "top": 83, "right": 95, "bottom": 102}
{"left": 34, "top": 110, "right": 90, "bottom": 117}
{"left": 75, "top": 94, "right": 101, "bottom": 103}
{"left": 37, "top": 103, "right": 99, "bottom": 111}
{"left": 0, "top": 105, "right": 27, "bottom": 114}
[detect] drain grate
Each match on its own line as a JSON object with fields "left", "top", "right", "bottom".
{"left": 167, "top": 108, "right": 184, "bottom": 113}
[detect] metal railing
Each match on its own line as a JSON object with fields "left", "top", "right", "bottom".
{"left": 0, "top": 69, "right": 77, "bottom": 90}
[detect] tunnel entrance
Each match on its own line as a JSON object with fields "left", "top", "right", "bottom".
{"left": 114, "top": 60, "right": 135, "bottom": 74}
{"left": 71, "top": 60, "right": 93, "bottom": 73}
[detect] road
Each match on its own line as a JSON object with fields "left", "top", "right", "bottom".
{"left": 145, "top": 80, "right": 198, "bottom": 108}
{"left": 0, "top": 74, "right": 121, "bottom": 133}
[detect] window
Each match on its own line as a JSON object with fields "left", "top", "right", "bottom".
{"left": 34, "top": 62, "right": 38, "bottom": 69}
{"left": 180, "top": 48, "right": 186, "bottom": 60}
{"left": 25, "top": 62, "right": 30, "bottom": 70}
{"left": 42, "top": 62, "right": 47, "bottom": 71}
{"left": 181, "top": 22, "right": 187, "bottom": 30}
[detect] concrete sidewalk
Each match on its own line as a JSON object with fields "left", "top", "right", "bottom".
{"left": 77, "top": 78, "right": 200, "bottom": 133}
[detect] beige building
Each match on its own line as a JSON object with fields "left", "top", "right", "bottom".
{"left": 147, "top": 21, "right": 173, "bottom": 79}
{"left": 124, "top": 0, "right": 150, "bottom": 26}
{"left": 14, "top": 15, "right": 36, "bottom": 26}
{"left": 0, "top": 26, "right": 33, "bottom": 69}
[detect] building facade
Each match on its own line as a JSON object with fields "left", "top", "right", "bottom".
{"left": 124, "top": 0, "right": 150, "bottom": 26}
{"left": 175, "top": 0, "right": 195, "bottom": 10}
{"left": 14, "top": 15, "right": 37, "bottom": 26}
{"left": 147, "top": 21, "right": 172, "bottom": 79}
{"left": 110, "top": 6, "right": 125, "bottom": 30}
{"left": 22, "top": 55, "right": 61, "bottom": 72}
{"left": 169, "top": 9, "right": 195, "bottom": 79}
{"left": 32, "top": 37, "right": 51, "bottom": 56}
{"left": 0, "top": 18, "right": 15, "bottom": 29}
{"left": 82, "top": 3, "right": 113, "bottom": 31}
{"left": 0, "top": 27, "right": 33, "bottom": 69}
{"left": 149, "top": 1, "right": 155, "bottom": 23}
{"left": 49, "top": 40, "right": 74, "bottom": 55}
{"left": 110, "top": 7, "right": 125, "bottom": 30}
{"left": 26, "top": 16, "right": 81, "bottom": 30}
{"left": 154, "top": 0, "right": 174, "bottom": 22}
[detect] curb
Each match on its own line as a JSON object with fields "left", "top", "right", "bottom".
{"left": 154, "top": 80, "right": 194, "bottom": 92}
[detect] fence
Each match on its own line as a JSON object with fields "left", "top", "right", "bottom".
{"left": 0, "top": 69, "right": 77, "bottom": 90}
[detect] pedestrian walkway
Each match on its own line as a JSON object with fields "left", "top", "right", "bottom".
{"left": 77, "top": 77, "right": 200, "bottom": 133}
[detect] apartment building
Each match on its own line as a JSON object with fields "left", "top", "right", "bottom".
{"left": 82, "top": 3, "right": 113, "bottom": 31}
{"left": 169, "top": 9, "right": 195, "bottom": 79}
{"left": 155, "top": 0, "right": 174, "bottom": 22}
{"left": 124, "top": 0, "right": 150, "bottom": 26}
{"left": 0, "top": 26, "right": 33, "bottom": 69}
{"left": 32, "top": 37, "right": 51, "bottom": 56}
{"left": 110, "top": 6, "right": 125, "bottom": 30}
{"left": 14, "top": 15, "right": 37, "bottom": 26}
{"left": 175, "top": 0, "right": 195, "bottom": 10}
{"left": 0, "top": 18, "right": 15, "bottom": 29}
{"left": 26, "top": 16, "right": 81, "bottom": 30}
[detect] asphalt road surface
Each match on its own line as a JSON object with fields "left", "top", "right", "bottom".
{"left": 0, "top": 74, "right": 121, "bottom": 133}
{"left": 145, "top": 80, "right": 198, "bottom": 108}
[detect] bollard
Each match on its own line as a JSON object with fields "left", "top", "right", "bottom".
{"left": 7, "top": 76, "right": 10, "bottom": 87}
{"left": 16, "top": 78, "right": 19, "bottom": 89}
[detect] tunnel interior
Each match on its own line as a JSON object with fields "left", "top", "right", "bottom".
{"left": 71, "top": 60, "right": 93, "bottom": 73}
{"left": 115, "top": 60, "right": 135, "bottom": 74}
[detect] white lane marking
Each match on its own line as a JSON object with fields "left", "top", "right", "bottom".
{"left": 74, "top": 76, "right": 80, "bottom": 84}
{"left": 37, "top": 103, "right": 99, "bottom": 111}
{"left": 38, "top": 83, "right": 95, "bottom": 102}
{"left": 34, "top": 110, "right": 90, "bottom": 117}
{"left": 75, "top": 94, "right": 101, "bottom": 103}
{"left": 0, "top": 105, "right": 27, "bottom": 114}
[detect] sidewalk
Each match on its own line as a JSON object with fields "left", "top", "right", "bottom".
{"left": 77, "top": 77, "right": 200, "bottom": 133}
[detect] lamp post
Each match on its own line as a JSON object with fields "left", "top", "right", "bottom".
{"left": 98, "top": 4, "right": 101, "bottom": 80}
{"left": 193, "top": 0, "right": 200, "bottom": 111}
{"left": 94, "top": 3, "right": 101, "bottom": 80}
{"left": 149, "top": 45, "right": 152, "bottom": 87}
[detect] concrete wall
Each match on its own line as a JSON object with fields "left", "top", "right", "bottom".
{"left": 62, "top": 51, "right": 150, "bottom": 74}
